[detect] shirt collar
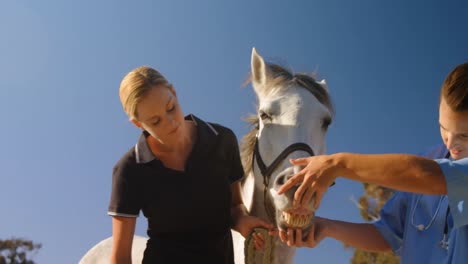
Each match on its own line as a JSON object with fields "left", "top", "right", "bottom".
{"left": 135, "top": 114, "right": 219, "bottom": 164}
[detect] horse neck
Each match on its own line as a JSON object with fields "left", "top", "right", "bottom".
{"left": 244, "top": 170, "right": 269, "bottom": 221}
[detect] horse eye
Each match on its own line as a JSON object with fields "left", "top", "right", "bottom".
{"left": 322, "top": 117, "right": 331, "bottom": 130}
{"left": 260, "top": 111, "right": 271, "bottom": 120}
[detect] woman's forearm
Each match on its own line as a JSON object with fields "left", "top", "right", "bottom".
{"left": 324, "top": 219, "right": 391, "bottom": 252}
{"left": 110, "top": 255, "right": 132, "bottom": 264}
{"left": 230, "top": 203, "right": 248, "bottom": 228}
{"left": 111, "top": 216, "right": 136, "bottom": 264}
{"left": 334, "top": 153, "right": 446, "bottom": 194}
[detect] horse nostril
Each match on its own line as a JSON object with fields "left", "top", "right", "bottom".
{"left": 277, "top": 176, "right": 284, "bottom": 185}
{"left": 276, "top": 172, "right": 293, "bottom": 186}
{"left": 276, "top": 173, "right": 286, "bottom": 186}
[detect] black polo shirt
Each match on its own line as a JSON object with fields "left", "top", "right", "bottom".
{"left": 108, "top": 114, "right": 244, "bottom": 264}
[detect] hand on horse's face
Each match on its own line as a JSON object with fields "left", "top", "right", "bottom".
{"left": 279, "top": 216, "right": 328, "bottom": 248}
{"left": 277, "top": 156, "right": 338, "bottom": 210}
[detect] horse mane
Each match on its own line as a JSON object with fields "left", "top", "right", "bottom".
{"left": 240, "top": 62, "right": 335, "bottom": 176}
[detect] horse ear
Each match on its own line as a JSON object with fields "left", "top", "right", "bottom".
{"left": 251, "top": 47, "right": 269, "bottom": 89}
{"left": 318, "top": 79, "right": 329, "bottom": 91}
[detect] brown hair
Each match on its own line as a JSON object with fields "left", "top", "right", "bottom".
{"left": 119, "top": 66, "right": 173, "bottom": 120}
{"left": 440, "top": 62, "right": 468, "bottom": 112}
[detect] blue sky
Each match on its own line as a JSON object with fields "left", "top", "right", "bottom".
{"left": 1, "top": 1, "right": 467, "bottom": 263}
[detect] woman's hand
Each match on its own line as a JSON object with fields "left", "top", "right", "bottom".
{"left": 278, "top": 156, "right": 340, "bottom": 209}
{"left": 233, "top": 215, "right": 276, "bottom": 251}
{"left": 231, "top": 182, "right": 276, "bottom": 250}
{"left": 278, "top": 216, "right": 329, "bottom": 248}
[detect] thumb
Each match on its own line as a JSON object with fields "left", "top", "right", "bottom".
{"left": 306, "top": 221, "right": 317, "bottom": 244}
{"left": 255, "top": 218, "right": 275, "bottom": 229}
{"left": 268, "top": 229, "right": 279, "bottom": 236}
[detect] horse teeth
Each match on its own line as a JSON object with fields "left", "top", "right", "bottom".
{"left": 283, "top": 212, "right": 312, "bottom": 227}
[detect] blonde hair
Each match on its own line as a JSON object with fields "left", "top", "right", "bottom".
{"left": 119, "top": 66, "right": 173, "bottom": 120}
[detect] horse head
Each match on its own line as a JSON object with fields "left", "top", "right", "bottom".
{"left": 236, "top": 48, "right": 334, "bottom": 263}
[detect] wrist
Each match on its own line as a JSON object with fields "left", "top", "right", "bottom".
{"left": 330, "top": 153, "right": 348, "bottom": 176}
{"left": 320, "top": 217, "right": 334, "bottom": 239}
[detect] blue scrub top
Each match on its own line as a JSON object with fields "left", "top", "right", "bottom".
{"left": 438, "top": 158, "right": 468, "bottom": 263}
{"left": 373, "top": 145, "right": 468, "bottom": 264}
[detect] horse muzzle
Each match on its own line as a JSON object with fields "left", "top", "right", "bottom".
{"left": 269, "top": 166, "right": 316, "bottom": 237}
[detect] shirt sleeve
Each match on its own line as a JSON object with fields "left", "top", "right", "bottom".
{"left": 227, "top": 130, "right": 245, "bottom": 183}
{"left": 107, "top": 162, "right": 142, "bottom": 217}
{"left": 373, "top": 191, "right": 410, "bottom": 255}
{"left": 435, "top": 158, "right": 468, "bottom": 228}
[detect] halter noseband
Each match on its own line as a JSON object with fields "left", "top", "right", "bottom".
{"left": 253, "top": 138, "right": 314, "bottom": 179}
{"left": 252, "top": 137, "right": 315, "bottom": 223}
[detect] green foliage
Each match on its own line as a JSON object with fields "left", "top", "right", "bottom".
{"left": 0, "top": 238, "right": 41, "bottom": 264}
{"left": 349, "top": 183, "right": 400, "bottom": 264}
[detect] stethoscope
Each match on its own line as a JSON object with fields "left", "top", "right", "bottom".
{"left": 410, "top": 151, "right": 451, "bottom": 250}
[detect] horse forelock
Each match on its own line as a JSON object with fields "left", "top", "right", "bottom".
{"left": 240, "top": 62, "right": 334, "bottom": 176}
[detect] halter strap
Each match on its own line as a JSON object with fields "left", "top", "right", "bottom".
{"left": 253, "top": 137, "right": 314, "bottom": 178}
{"left": 253, "top": 137, "right": 315, "bottom": 223}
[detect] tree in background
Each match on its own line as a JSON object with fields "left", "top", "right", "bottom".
{"left": 348, "top": 183, "right": 400, "bottom": 264}
{"left": 0, "top": 238, "right": 41, "bottom": 264}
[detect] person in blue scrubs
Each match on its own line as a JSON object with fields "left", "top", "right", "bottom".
{"left": 276, "top": 62, "right": 468, "bottom": 263}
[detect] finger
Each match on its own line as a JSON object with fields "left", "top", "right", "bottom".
{"left": 314, "top": 189, "right": 325, "bottom": 210}
{"left": 257, "top": 236, "right": 265, "bottom": 250}
{"left": 256, "top": 241, "right": 264, "bottom": 251}
{"left": 295, "top": 228, "right": 303, "bottom": 247}
{"left": 306, "top": 222, "right": 316, "bottom": 246}
{"left": 254, "top": 234, "right": 264, "bottom": 251}
{"left": 294, "top": 176, "right": 313, "bottom": 207}
{"left": 256, "top": 233, "right": 265, "bottom": 244}
{"left": 289, "top": 157, "right": 310, "bottom": 165}
{"left": 278, "top": 172, "right": 304, "bottom": 195}
{"left": 301, "top": 184, "right": 316, "bottom": 207}
{"left": 279, "top": 229, "right": 287, "bottom": 243}
{"left": 278, "top": 173, "right": 304, "bottom": 194}
{"left": 254, "top": 238, "right": 261, "bottom": 251}
{"left": 287, "top": 228, "right": 294, "bottom": 246}
{"left": 269, "top": 229, "right": 278, "bottom": 236}
{"left": 252, "top": 233, "right": 258, "bottom": 246}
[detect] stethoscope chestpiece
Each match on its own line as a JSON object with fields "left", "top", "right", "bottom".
{"left": 439, "top": 234, "right": 449, "bottom": 250}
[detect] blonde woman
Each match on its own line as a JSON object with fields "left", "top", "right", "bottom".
{"left": 108, "top": 66, "right": 274, "bottom": 263}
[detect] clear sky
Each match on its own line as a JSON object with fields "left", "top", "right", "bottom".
{"left": 1, "top": 0, "right": 467, "bottom": 263}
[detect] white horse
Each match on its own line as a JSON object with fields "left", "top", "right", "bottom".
{"left": 232, "top": 48, "right": 334, "bottom": 264}
{"left": 79, "top": 235, "right": 146, "bottom": 264}
{"left": 79, "top": 48, "right": 334, "bottom": 264}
